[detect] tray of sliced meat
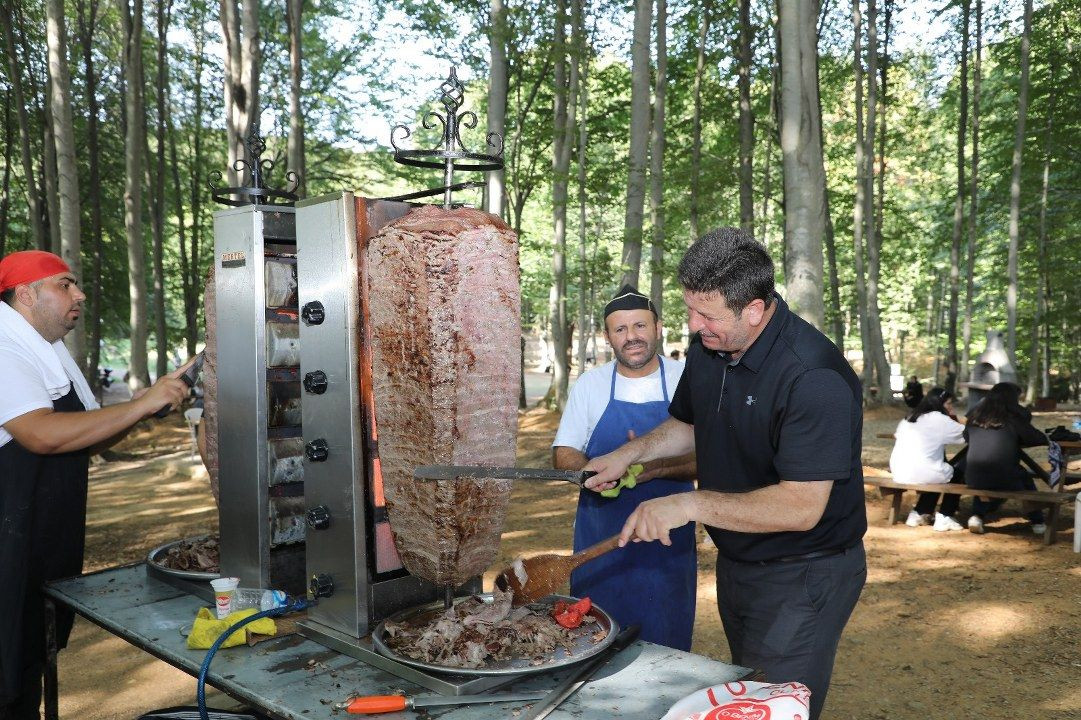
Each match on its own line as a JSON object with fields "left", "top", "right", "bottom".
{"left": 372, "top": 588, "right": 618, "bottom": 676}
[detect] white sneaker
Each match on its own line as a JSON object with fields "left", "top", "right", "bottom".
{"left": 905, "top": 510, "right": 931, "bottom": 527}
{"left": 967, "top": 515, "right": 985, "bottom": 534}
{"left": 1031, "top": 523, "right": 1048, "bottom": 536}
{"left": 933, "top": 513, "right": 964, "bottom": 532}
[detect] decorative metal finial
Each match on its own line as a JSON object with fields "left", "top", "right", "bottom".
{"left": 209, "top": 127, "right": 300, "bottom": 207}
{"left": 387, "top": 67, "right": 504, "bottom": 208}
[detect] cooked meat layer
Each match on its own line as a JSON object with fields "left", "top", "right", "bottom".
{"left": 382, "top": 589, "right": 602, "bottom": 669}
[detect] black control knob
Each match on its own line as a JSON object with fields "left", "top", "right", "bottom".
{"left": 306, "top": 505, "right": 331, "bottom": 530}
{"left": 305, "top": 439, "right": 329, "bottom": 462}
{"left": 303, "top": 370, "right": 328, "bottom": 394}
{"left": 309, "top": 573, "right": 334, "bottom": 599}
{"left": 301, "top": 301, "right": 325, "bottom": 325}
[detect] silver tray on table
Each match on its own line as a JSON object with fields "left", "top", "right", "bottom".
{"left": 146, "top": 535, "right": 220, "bottom": 581}
{"left": 372, "top": 593, "right": 618, "bottom": 677}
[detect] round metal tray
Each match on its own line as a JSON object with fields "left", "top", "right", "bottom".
{"left": 146, "top": 535, "right": 220, "bottom": 581}
{"left": 372, "top": 593, "right": 618, "bottom": 676}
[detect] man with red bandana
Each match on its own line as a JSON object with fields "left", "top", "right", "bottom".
{"left": 0, "top": 250, "right": 190, "bottom": 719}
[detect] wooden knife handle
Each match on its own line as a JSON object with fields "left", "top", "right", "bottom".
{"left": 572, "top": 534, "right": 622, "bottom": 564}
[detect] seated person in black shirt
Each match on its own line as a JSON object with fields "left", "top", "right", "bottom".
{"left": 902, "top": 376, "right": 924, "bottom": 409}
{"left": 963, "top": 382, "right": 1047, "bottom": 535}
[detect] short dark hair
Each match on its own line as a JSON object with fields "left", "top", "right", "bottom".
{"left": 1, "top": 288, "right": 14, "bottom": 305}
{"left": 677, "top": 227, "right": 774, "bottom": 313}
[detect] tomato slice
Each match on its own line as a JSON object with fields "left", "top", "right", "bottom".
{"left": 569, "top": 597, "right": 591, "bottom": 615}
{"left": 554, "top": 610, "right": 583, "bottom": 628}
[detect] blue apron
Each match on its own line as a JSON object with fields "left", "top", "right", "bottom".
{"left": 570, "top": 358, "right": 697, "bottom": 650}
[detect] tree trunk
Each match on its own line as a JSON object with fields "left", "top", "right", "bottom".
{"left": 151, "top": 0, "right": 172, "bottom": 379}
{"left": 0, "top": 5, "right": 46, "bottom": 250}
{"left": 1005, "top": 0, "right": 1032, "bottom": 357}
{"left": 814, "top": 13, "right": 842, "bottom": 350}
{"left": 188, "top": 6, "right": 207, "bottom": 352}
{"left": 759, "top": 28, "right": 777, "bottom": 249}
{"left": 40, "top": 60, "right": 61, "bottom": 254}
{"left": 863, "top": 0, "right": 891, "bottom": 401}
{"left": 778, "top": 0, "right": 826, "bottom": 329}
{"left": 1026, "top": 71, "right": 1055, "bottom": 403}
{"left": 851, "top": 0, "right": 872, "bottom": 394}
{"left": 486, "top": 0, "right": 507, "bottom": 217}
{"left": 576, "top": 3, "right": 590, "bottom": 374}
{"left": 0, "top": 97, "right": 8, "bottom": 255}
{"left": 689, "top": 2, "right": 710, "bottom": 242}
{"left": 547, "top": 0, "right": 578, "bottom": 411}
{"left": 619, "top": 0, "right": 651, "bottom": 289}
{"left": 649, "top": 0, "right": 667, "bottom": 321}
{"left": 286, "top": 0, "right": 305, "bottom": 196}
{"left": 220, "top": 0, "right": 243, "bottom": 187}
{"left": 118, "top": 0, "right": 150, "bottom": 390}
{"left": 76, "top": 0, "right": 103, "bottom": 394}
{"left": 961, "top": 0, "right": 981, "bottom": 384}
{"left": 947, "top": 0, "right": 969, "bottom": 372}
{"left": 47, "top": 0, "right": 86, "bottom": 371}
{"left": 737, "top": 0, "right": 754, "bottom": 234}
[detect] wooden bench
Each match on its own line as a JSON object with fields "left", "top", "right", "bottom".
{"left": 862, "top": 466, "right": 1078, "bottom": 548}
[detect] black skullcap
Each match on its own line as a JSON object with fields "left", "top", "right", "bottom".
{"left": 604, "top": 284, "right": 657, "bottom": 319}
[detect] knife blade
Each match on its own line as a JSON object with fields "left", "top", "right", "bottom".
{"left": 345, "top": 690, "right": 547, "bottom": 714}
{"left": 518, "top": 624, "right": 641, "bottom": 720}
{"left": 153, "top": 351, "right": 205, "bottom": 419}
{"left": 413, "top": 464, "right": 597, "bottom": 487}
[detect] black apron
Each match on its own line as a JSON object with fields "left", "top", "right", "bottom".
{"left": 0, "top": 387, "right": 89, "bottom": 707}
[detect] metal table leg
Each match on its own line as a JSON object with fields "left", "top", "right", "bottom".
{"left": 44, "top": 598, "right": 59, "bottom": 720}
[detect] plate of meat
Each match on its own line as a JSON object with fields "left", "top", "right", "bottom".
{"left": 372, "top": 587, "right": 618, "bottom": 676}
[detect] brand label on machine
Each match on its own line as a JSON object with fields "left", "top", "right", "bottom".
{"left": 221, "top": 251, "right": 247, "bottom": 268}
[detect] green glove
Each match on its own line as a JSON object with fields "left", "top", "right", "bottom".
{"left": 600, "top": 464, "right": 644, "bottom": 498}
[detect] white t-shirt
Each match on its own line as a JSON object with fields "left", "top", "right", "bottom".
{"left": 0, "top": 348, "right": 66, "bottom": 448}
{"left": 553, "top": 358, "right": 685, "bottom": 452}
{"left": 888, "top": 412, "right": 966, "bottom": 484}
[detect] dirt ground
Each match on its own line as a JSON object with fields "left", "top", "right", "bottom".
{"left": 56, "top": 405, "right": 1081, "bottom": 719}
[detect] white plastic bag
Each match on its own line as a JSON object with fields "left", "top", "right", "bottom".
{"left": 661, "top": 680, "right": 811, "bottom": 720}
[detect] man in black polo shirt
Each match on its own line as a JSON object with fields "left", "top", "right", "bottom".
{"left": 583, "top": 228, "right": 866, "bottom": 720}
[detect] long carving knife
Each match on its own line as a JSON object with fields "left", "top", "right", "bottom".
{"left": 519, "top": 624, "right": 641, "bottom": 720}
{"left": 344, "top": 691, "right": 548, "bottom": 714}
{"left": 413, "top": 464, "right": 597, "bottom": 487}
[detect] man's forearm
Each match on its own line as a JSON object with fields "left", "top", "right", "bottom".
{"left": 553, "top": 446, "right": 589, "bottom": 471}
{"left": 641, "top": 452, "right": 697, "bottom": 481}
{"left": 4, "top": 401, "right": 148, "bottom": 455}
{"left": 683, "top": 480, "right": 834, "bottom": 533}
{"left": 620, "top": 417, "right": 695, "bottom": 465}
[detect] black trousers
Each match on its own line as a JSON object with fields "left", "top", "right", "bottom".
{"left": 716, "top": 543, "right": 866, "bottom": 720}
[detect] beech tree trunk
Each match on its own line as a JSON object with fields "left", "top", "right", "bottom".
{"left": 286, "top": 0, "right": 306, "bottom": 196}
{"left": 649, "top": 0, "right": 667, "bottom": 320}
{"left": 1026, "top": 71, "right": 1055, "bottom": 403}
{"left": 220, "top": 0, "right": 258, "bottom": 188}
{"left": 76, "top": 0, "right": 103, "bottom": 393}
{"left": 1006, "top": 0, "right": 1033, "bottom": 357}
{"left": 961, "top": 0, "right": 981, "bottom": 384}
{"left": 46, "top": 0, "right": 85, "bottom": 370}
{"left": 778, "top": 0, "right": 826, "bottom": 329}
{"left": 576, "top": 16, "right": 590, "bottom": 375}
{"left": 947, "top": 0, "right": 969, "bottom": 371}
{"left": 619, "top": 0, "right": 651, "bottom": 289}
{"left": 118, "top": 0, "right": 150, "bottom": 390}
{"left": 151, "top": 0, "right": 172, "bottom": 379}
{"left": 738, "top": 0, "right": 754, "bottom": 234}
{"left": 689, "top": 2, "right": 710, "bottom": 242}
{"left": 851, "top": 0, "right": 872, "bottom": 394}
{"left": 863, "top": 0, "right": 891, "bottom": 401}
{"left": 547, "top": 0, "right": 578, "bottom": 411}
{"left": 0, "top": 5, "right": 46, "bottom": 250}
{"left": 486, "top": 0, "right": 507, "bottom": 218}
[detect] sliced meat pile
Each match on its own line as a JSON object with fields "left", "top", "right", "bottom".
{"left": 365, "top": 206, "right": 521, "bottom": 588}
{"left": 382, "top": 588, "right": 602, "bottom": 669}
{"left": 157, "top": 535, "right": 220, "bottom": 573}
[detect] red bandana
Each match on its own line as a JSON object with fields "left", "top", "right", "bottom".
{"left": 0, "top": 251, "right": 72, "bottom": 293}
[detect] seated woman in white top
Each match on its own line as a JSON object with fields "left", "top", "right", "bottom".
{"left": 889, "top": 387, "right": 966, "bottom": 531}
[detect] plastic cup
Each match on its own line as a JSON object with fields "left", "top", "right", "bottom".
{"left": 210, "top": 577, "right": 239, "bottom": 619}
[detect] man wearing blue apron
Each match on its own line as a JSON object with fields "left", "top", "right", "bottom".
{"left": 0, "top": 251, "right": 191, "bottom": 719}
{"left": 552, "top": 285, "right": 697, "bottom": 650}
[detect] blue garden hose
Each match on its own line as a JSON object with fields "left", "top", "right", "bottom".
{"left": 196, "top": 598, "right": 314, "bottom": 720}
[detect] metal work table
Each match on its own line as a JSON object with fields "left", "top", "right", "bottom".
{"left": 44, "top": 564, "right": 754, "bottom": 719}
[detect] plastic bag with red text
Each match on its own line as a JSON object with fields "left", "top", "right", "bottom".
{"left": 660, "top": 680, "right": 811, "bottom": 720}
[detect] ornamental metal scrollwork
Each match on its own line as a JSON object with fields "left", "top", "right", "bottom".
{"left": 209, "top": 128, "right": 301, "bottom": 207}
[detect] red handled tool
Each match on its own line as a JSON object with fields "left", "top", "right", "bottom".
{"left": 345, "top": 691, "right": 547, "bottom": 714}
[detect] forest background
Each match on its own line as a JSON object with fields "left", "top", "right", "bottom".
{"left": 1, "top": 0, "right": 1078, "bottom": 409}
